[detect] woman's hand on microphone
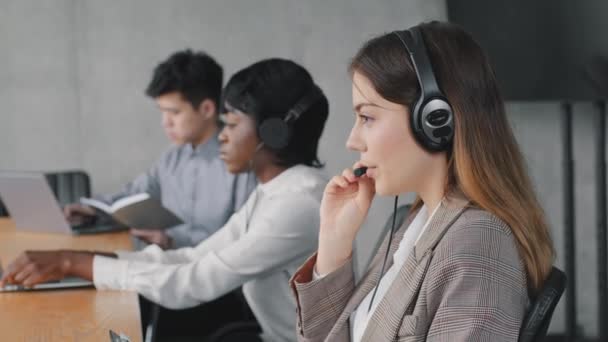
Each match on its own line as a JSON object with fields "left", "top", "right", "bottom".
{"left": 317, "top": 163, "right": 375, "bottom": 275}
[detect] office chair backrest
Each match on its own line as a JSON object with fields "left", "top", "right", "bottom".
{"left": 0, "top": 199, "right": 7, "bottom": 217}
{"left": 45, "top": 170, "right": 91, "bottom": 207}
{"left": 0, "top": 170, "right": 91, "bottom": 217}
{"left": 519, "top": 266, "right": 567, "bottom": 342}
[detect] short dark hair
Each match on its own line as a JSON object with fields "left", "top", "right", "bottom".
{"left": 145, "top": 49, "right": 223, "bottom": 110}
{"left": 222, "top": 58, "right": 329, "bottom": 168}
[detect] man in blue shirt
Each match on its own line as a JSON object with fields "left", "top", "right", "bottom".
{"left": 64, "top": 50, "right": 253, "bottom": 249}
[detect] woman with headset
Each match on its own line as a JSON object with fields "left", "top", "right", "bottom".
{"left": 1, "top": 58, "right": 329, "bottom": 342}
{"left": 290, "top": 21, "right": 555, "bottom": 341}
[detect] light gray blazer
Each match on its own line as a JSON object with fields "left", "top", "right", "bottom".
{"left": 290, "top": 195, "right": 529, "bottom": 341}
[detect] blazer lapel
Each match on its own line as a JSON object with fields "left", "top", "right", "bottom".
{"left": 324, "top": 209, "right": 418, "bottom": 340}
{"left": 361, "top": 251, "right": 433, "bottom": 341}
{"left": 414, "top": 195, "right": 469, "bottom": 261}
{"left": 361, "top": 195, "right": 470, "bottom": 341}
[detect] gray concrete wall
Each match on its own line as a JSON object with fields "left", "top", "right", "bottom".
{"left": 0, "top": 0, "right": 600, "bottom": 337}
{"left": 0, "top": 0, "right": 81, "bottom": 170}
{"left": 507, "top": 102, "right": 602, "bottom": 337}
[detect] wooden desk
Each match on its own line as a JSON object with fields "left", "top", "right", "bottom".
{"left": 0, "top": 219, "right": 142, "bottom": 341}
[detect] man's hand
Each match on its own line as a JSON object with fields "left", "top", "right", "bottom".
{"left": 64, "top": 203, "right": 96, "bottom": 225}
{"left": 130, "top": 229, "right": 173, "bottom": 249}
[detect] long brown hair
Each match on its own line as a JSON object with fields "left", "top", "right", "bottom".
{"left": 349, "top": 21, "right": 554, "bottom": 291}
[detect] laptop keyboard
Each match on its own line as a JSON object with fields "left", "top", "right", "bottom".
{"left": 71, "top": 223, "right": 127, "bottom": 235}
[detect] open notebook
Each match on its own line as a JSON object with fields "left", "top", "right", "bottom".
{"left": 80, "top": 193, "right": 183, "bottom": 230}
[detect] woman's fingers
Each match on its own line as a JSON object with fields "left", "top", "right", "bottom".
{"left": 12, "top": 263, "right": 36, "bottom": 284}
{"left": 342, "top": 168, "right": 357, "bottom": 183}
{"left": 1, "top": 251, "right": 66, "bottom": 287}
{"left": 22, "top": 265, "right": 56, "bottom": 287}
{"left": 3, "top": 254, "right": 29, "bottom": 284}
{"left": 330, "top": 175, "right": 350, "bottom": 188}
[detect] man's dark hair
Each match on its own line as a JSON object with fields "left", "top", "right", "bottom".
{"left": 145, "top": 49, "right": 223, "bottom": 110}
{"left": 222, "top": 58, "right": 329, "bottom": 168}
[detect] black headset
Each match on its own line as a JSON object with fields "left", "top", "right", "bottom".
{"left": 257, "top": 85, "right": 323, "bottom": 150}
{"left": 393, "top": 27, "right": 454, "bottom": 152}
{"left": 367, "top": 26, "right": 454, "bottom": 314}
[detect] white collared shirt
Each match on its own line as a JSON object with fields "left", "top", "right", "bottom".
{"left": 93, "top": 165, "right": 327, "bottom": 342}
{"left": 351, "top": 203, "right": 440, "bottom": 342}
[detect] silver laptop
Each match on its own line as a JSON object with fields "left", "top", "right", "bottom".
{"left": 0, "top": 171, "right": 125, "bottom": 235}
{"left": 0, "top": 277, "right": 93, "bottom": 292}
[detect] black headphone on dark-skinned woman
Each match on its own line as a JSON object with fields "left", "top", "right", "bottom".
{"left": 243, "top": 84, "right": 323, "bottom": 231}
{"left": 257, "top": 84, "right": 323, "bottom": 150}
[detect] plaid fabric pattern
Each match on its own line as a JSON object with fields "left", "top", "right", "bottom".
{"left": 291, "top": 195, "right": 529, "bottom": 341}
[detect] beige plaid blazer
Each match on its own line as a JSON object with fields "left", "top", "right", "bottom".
{"left": 290, "top": 195, "right": 529, "bottom": 341}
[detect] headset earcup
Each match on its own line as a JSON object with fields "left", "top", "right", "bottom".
{"left": 410, "top": 98, "right": 432, "bottom": 150}
{"left": 413, "top": 100, "right": 454, "bottom": 152}
{"left": 259, "top": 118, "right": 291, "bottom": 150}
